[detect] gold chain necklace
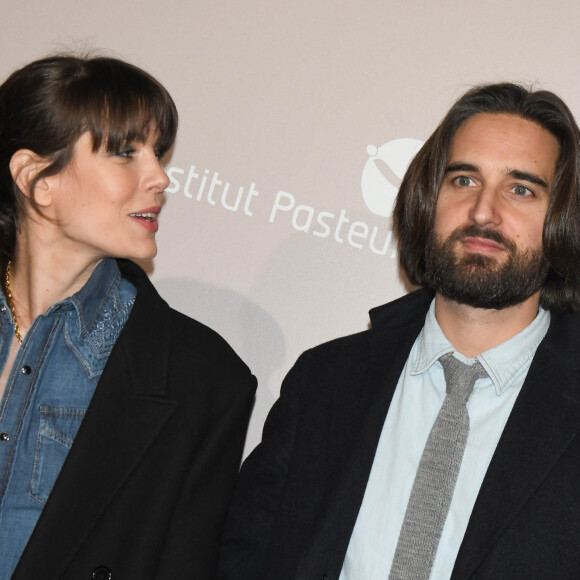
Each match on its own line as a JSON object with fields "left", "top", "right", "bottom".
{"left": 5, "top": 261, "right": 23, "bottom": 345}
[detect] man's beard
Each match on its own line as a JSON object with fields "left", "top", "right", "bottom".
{"left": 423, "top": 224, "right": 550, "bottom": 310}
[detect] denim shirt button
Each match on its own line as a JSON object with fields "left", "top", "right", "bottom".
{"left": 0, "top": 433, "right": 9, "bottom": 442}
{"left": 21, "top": 365, "right": 31, "bottom": 375}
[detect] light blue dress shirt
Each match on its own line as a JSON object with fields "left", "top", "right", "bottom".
{"left": 0, "top": 259, "right": 136, "bottom": 580}
{"left": 340, "top": 299, "right": 550, "bottom": 580}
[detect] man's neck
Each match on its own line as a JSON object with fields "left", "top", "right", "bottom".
{"left": 434, "top": 291, "right": 542, "bottom": 358}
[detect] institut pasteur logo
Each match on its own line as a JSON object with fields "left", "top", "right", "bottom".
{"left": 167, "top": 138, "right": 423, "bottom": 257}
{"left": 361, "top": 138, "right": 423, "bottom": 217}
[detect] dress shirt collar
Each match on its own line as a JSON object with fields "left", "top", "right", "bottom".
{"left": 412, "top": 298, "right": 550, "bottom": 396}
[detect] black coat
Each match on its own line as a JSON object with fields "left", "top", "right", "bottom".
{"left": 12, "top": 259, "right": 256, "bottom": 580}
{"left": 220, "top": 289, "right": 580, "bottom": 580}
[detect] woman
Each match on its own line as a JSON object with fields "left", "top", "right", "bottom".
{"left": 0, "top": 54, "right": 256, "bottom": 579}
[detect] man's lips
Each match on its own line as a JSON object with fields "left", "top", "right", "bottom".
{"left": 461, "top": 236, "right": 504, "bottom": 253}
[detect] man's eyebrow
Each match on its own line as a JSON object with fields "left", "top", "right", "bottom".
{"left": 445, "top": 163, "right": 550, "bottom": 189}
{"left": 507, "top": 169, "right": 549, "bottom": 189}
{"left": 445, "top": 162, "right": 478, "bottom": 173}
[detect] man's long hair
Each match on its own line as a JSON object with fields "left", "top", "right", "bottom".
{"left": 393, "top": 82, "right": 580, "bottom": 311}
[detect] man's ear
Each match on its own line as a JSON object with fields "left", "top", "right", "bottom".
{"left": 9, "top": 149, "right": 53, "bottom": 207}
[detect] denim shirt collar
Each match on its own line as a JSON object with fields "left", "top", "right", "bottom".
{"left": 67, "top": 258, "right": 122, "bottom": 334}
{"left": 0, "top": 259, "right": 134, "bottom": 379}
{"left": 64, "top": 259, "right": 135, "bottom": 378}
{"left": 412, "top": 298, "right": 551, "bottom": 396}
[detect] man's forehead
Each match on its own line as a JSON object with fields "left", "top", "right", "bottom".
{"left": 446, "top": 113, "right": 560, "bottom": 177}
{"left": 450, "top": 113, "right": 559, "bottom": 151}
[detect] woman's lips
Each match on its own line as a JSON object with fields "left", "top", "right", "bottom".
{"left": 129, "top": 207, "right": 161, "bottom": 232}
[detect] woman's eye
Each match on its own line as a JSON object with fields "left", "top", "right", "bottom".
{"left": 114, "top": 147, "right": 135, "bottom": 158}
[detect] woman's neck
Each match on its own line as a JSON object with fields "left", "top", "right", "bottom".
{"left": 8, "top": 233, "right": 102, "bottom": 333}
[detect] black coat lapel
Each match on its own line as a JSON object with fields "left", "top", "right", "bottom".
{"left": 298, "top": 290, "right": 433, "bottom": 578}
{"left": 13, "top": 261, "right": 178, "bottom": 579}
{"left": 452, "top": 311, "right": 580, "bottom": 579}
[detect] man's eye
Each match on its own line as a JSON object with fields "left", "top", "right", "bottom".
{"left": 513, "top": 185, "right": 532, "bottom": 197}
{"left": 455, "top": 176, "right": 474, "bottom": 187}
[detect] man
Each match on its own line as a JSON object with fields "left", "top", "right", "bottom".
{"left": 219, "top": 83, "right": 580, "bottom": 580}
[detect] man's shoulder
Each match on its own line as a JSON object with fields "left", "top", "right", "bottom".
{"left": 538, "top": 307, "right": 580, "bottom": 365}
{"left": 368, "top": 288, "right": 434, "bottom": 328}
{"left": 299, "top": 289, "right": 432, "bottom": 364}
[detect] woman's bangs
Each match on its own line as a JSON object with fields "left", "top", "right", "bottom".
{"left": 84, "top": 82, "right": 177, "bottom": 154}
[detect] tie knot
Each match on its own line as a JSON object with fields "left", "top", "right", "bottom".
{"left": 439, "top": 353, "right": 488, "bottom": 400}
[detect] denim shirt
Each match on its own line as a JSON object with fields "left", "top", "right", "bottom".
{"left": 0, "top": 258, "right": 136, "bottom": 579}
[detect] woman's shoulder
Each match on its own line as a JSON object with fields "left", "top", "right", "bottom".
{"left": 118, "top": 259, "right": 254, "bottom": 383}
{"left": 168, "top": 307, "right": 251, "bottom": 373}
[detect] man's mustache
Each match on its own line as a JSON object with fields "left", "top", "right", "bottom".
{"left": 447, "top": 224, "right": 516, "bottom": 253}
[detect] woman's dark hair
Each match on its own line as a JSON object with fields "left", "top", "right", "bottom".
{"left": 393, "top": 82, "right": 580, "bottom": 311}
{"left": 0, "top": 53, "right": 178, "bottom": 260}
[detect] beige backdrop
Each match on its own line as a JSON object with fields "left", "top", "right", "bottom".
{"left": 1, "top": 0, "right": 579, "bottom": 454}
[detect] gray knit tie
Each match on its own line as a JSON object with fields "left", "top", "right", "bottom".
{"left": 388, "top": 353, "right": 488, "bottom": 580}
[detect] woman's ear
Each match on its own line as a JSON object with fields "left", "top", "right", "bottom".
{"left": 9, "top": 149, "right": 53, "bottom": 206}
